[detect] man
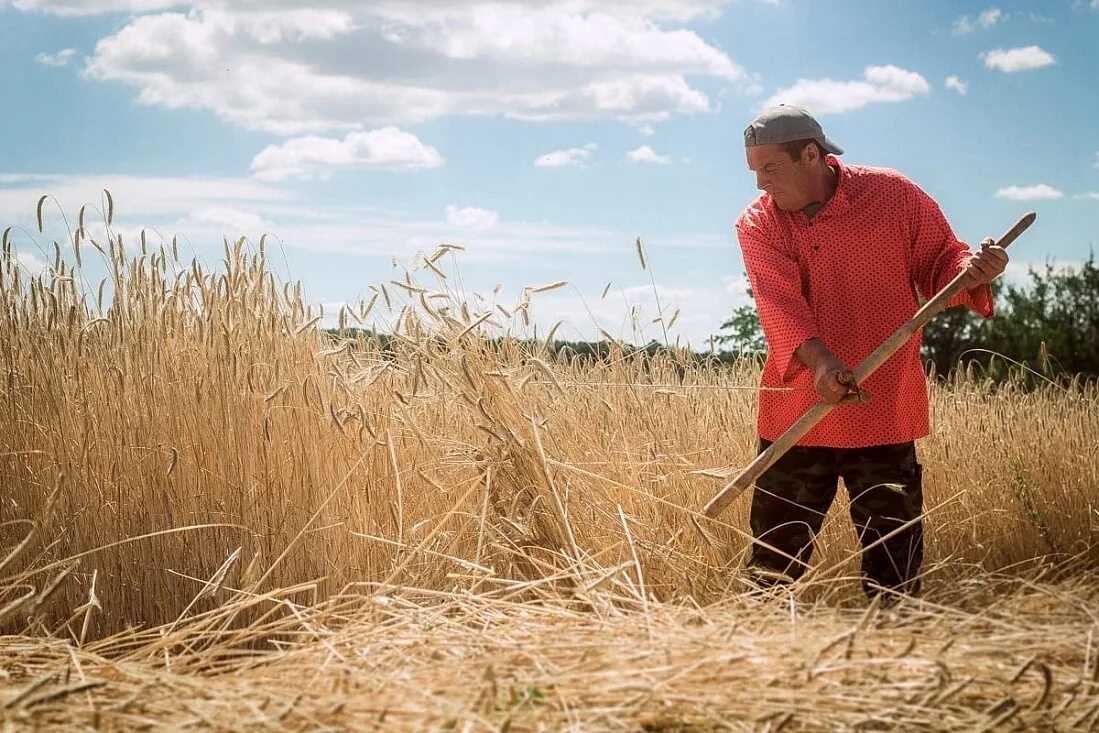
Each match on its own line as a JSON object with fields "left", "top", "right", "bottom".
{"left": 736, "top": 105, "right": 1008, "bottom": 598}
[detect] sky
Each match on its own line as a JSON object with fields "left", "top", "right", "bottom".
{"left": 1, "top": 0, "right": 1097, "bottom": 349}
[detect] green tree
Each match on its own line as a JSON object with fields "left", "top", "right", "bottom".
{"left": 714, "top": 280, "right": 766, "bottom": 356}
{"left": 925, "top": 253, "right": 1099, "bottom": 380}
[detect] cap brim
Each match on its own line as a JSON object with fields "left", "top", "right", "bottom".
{"left": 821, "top": 136, "right": 844, "bottom": 155}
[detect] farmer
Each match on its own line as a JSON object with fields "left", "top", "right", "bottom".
{"left": 736, "top": 105, "right": 1008, "bottom": 598}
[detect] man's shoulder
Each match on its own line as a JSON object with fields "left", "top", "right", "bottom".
{"left": 735, "top": 194, "right": 775, "bottom": 231}
{"left": 844, "top": 162, "right": 920, "bottom": 195}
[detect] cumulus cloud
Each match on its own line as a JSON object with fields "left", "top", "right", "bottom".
{"left": 250, "top": 128, "right": 444, "bottom": 180}
{"left": 0, "top": 173, "right": 284, "bottom": 226}
{"left": 952, "top": 7, "right": 1004, "bottom": 35}
{"left": 994, "top": 184, "right": 1063, "bottom": 201}
{"left": 39, "top": 1, "right": 752, "bottom": 135}
{"left": 11, "top": 0, "right": 182, "bottom": 15}
{"left": 627, "top": 145, "right": 672, "bottom": 164}
{"left": 15, "top": 252, "right": 48, "bottom": 274}
{"left": 185, "top": 206, "right": 267, "bottom": 232}
{"left": 981, "top": 46, "right": 1056, "bottom": 72}
{"left": 535, "top": 143, "right": 597, "bottom": 168}
{"left": 1077, "top": 192, "right": 1099, "bottom": 201}
{"left": 721, "top": 274, "right": 750, "bottom": 297}
{"left": 14, "top": 0, "right": 734, "bottom": 21}
{"left": 945, "top": 75, "right": 968, "bottom": 95}
{"left": 760, "top": 65, "right": 930, "bottom": 115}
{"left": 34, "top": 48, "right": 78, "bottom": 67}
{"left": 445, "top": 205, "right": 499, "bottom": 231}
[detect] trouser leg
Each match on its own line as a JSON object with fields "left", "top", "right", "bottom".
{"left": 746, "top": 439, "right": 840, "bottom": 586}
{"left": 840, "top": 442, "right": 924, "bottom": 598}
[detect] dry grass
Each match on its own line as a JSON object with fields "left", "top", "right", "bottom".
{"left": 1, "top": 205, "right": 1098, "bottom": 730}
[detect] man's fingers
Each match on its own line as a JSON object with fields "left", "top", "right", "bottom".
{"left": 971, "top": 259, "right": 997, "bottom": 277}
{"left": 977, "top": 246, "right": 1008, "bottom": 263}
{"left": 967, "top": 246, "right": 1009, "bottom": 284}
{"left": 820, "top": 369, "right": 870, "bottom": 406}
{"left": 838, "top": 390, "right": 872, "bottom": 405}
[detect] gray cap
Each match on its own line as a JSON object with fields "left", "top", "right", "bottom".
{"left": 744, "top": 105, "right": 843, "bottom": 155}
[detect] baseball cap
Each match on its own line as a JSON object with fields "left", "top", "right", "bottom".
{"left": 744, "top": 105, "right": 844, "bottom": 155}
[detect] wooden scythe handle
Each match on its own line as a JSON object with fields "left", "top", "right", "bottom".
{"left": 701, "top": 211, "right": 1036, "bottom": 520}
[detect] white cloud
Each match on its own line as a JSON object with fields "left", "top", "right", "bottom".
{"left": 49, "top": 2, "right": 751, "bottom": 135}
{"left": 994, "top": 184, "right": 1064, "bottom": 201}
{"left": 722, "top": 274, "right": 750, "bottom": 297}
{"left": 1026, "top": 12, "right": 1054, "bottom": 23}
{"left": 627, "top": 145, "right": 672, "bottom": 164}
{"left": 0, "top": 173, "right": 285, "bottom": 260}
{"left": 11, "top": 0, "right": 182, "bottom": 15}
{"left": 34, "top": 48, "right": 78, "bottom": 67}
{"left": 0, "top": 170, "right": 624, "bottom": 261}
{"left": 1094, "top": 152, "right": 1099, "bottom": 169}
{"left": 385, "top": 5, "right": 741, "bottom": 79}
{"left": 637, "top": 123, "right": 656, "bottom": 137}
{"left": 184, "top": 206, "right": 267, "bottom": 232}
{"left": 979, "top": 7, "right": 1004, "bottom": 26}
{"left": 761, "top": 65, "right": 930, "bottom": 115}
{"left": 535, "top": 143, "right": 597, "bottom": 168}
{"left": 14, "top": 0, "right": 735, "bottom": 21}
{"left": 981, "top": 46, "right": 1056, "bottom": 72}
{"left": 1002, "top": 258, "right": 1084, "bottom": 287}
{"left": 1077, "top": 192, "right": 1099, "bottom": 201}
{"left": 945, "top": 75, "right": 968, "bottom": 95}
{"left": 15, "top": 251, "right": 48, "bottom": 274}
{"left": 250, "top": 128, "right": 443, "bottom": 181}
{"left": 445, "top": 205, "right": 499, "bottom": 231}
{"left": 952, "top": 7, "right": 1004, "bottom": 35}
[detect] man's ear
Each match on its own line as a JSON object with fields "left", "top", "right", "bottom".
{"left": 802, "top": 143, "right": 819, "bottom": 166}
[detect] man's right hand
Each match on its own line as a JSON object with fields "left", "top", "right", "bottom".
{"left": 814, "top": 364, "right": 860, "bottom": 404}
{"left": 796, "top": 338, "right": 869, "bottom": 405}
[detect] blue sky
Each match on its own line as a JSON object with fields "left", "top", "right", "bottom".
{"left": 1, "top": 0, "right": 1097, "bottom": 348}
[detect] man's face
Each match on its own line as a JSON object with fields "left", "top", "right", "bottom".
{"left": 746, "top": 143, "right": 815, "bottom": 212}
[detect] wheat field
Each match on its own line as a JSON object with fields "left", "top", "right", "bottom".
{"left": 1, "top": 203, "right": 1098, "bottom": 731}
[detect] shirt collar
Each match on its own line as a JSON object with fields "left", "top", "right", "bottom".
{"left": 772, "top": 154, "right": 851, "bottom": 225}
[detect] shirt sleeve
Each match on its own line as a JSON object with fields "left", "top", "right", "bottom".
{"left": 907, "top": 182, "right": 994, "bottom": 318}
{"left": 736, "top": 210, "right": 821, "bottom": 383}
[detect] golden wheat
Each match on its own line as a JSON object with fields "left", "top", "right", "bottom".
{"left": 0, "top": 201, "right": 1097, "bottom": 730}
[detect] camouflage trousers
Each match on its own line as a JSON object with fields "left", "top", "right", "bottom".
{"left": 747, "top": 438, "right": 924, "bottom": 598}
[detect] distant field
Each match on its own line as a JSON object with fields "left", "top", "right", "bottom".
{"left": 2, "top": 223, "right": 1098, "bottom": 730}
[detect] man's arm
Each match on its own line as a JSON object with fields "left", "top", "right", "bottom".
{"left": 737, "top": 214, "right": 862, "bottom": 404}
{"left": 737, "top": 214, "right": 818, "bottom": 383}
{"left": 907, "top": 182, "right": 1006, "bottom": 317}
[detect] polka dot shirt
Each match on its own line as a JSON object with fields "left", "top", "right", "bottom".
{"left": 736, "top": 156, "right": 994, "bottom": 448}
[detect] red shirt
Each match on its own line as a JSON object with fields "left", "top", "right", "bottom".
{"left": 736, "top": 156, "right": 993, "bottom": 448}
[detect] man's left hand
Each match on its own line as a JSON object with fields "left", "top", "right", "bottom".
{"left": 965, "top": 237, "right": 1009, "bottom": 287}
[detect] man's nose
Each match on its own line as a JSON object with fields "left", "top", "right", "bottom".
{"left": 755, "top": 172, "right": 768, "bottom": 190}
